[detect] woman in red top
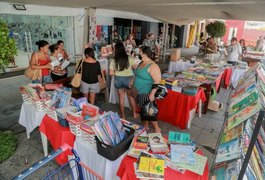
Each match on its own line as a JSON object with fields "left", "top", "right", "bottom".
{"left": 30, "top": 40, "right": 52, "bottom": 84}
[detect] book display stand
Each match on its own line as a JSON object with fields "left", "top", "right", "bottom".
{"left": 211, "top": 64, "right": 265, "bottom": 180}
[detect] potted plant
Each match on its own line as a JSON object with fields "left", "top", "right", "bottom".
{"left": 0, "top": 19, "right": 17, "bottom": 73}
{"left": 206, "top": 21, "right": 226, "bottom": 38}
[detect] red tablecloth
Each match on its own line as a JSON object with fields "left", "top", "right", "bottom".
{"left": 222, "top": 68, "right": 232, "bottom": 88}
{"left": 156, "top": 88, "right": 206, "bottom": 129}
{"left": 117, "top": 150, "right": 209, "bottom": 180}
{"left": 39, "top": 115, "right": 75, "bottom": 165}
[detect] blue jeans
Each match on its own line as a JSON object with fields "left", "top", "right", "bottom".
{"left": 32, "top": 75, "right": 52, "bottom": 84}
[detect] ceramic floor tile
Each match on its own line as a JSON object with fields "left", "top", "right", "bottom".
{"left": 197, "top": 129, "right": 219, "bottom": 150}
{"left": 204, "top": 118, "right": 225, "bottom": 134}
{"left": 191, "top": 116, "right": 209, "bottom": 129}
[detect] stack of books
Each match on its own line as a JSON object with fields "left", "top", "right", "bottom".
{"left": 127, "top": 136, "right": 149, "bottom": 158}
{"left": 166, "top": 131, "right": 207, "bottom": 176}
{"left": 134, "top": 151, "right": 165, "bottom": 180}
{"left": 148, "top": 133, "right": 169, "bottom": 153}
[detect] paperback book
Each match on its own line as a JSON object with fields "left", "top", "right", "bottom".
{"left": 176, "top": 153, "right": 207, "bottom": 175}
{"left": 137, "top": 151, "right": 165, "bottom": 176}
{"left": 225, "top": 101, "right": 261, "bottom": 132}
{"left": 170, "top": 144, "right": 195, "bottom": 164}
{"left": 134, "top": 163, "right": 163, "bottom": 180}
{"left": 132, "top": 136, "right": 149, "bottom": 150}
{"left": 168, "top": 131, "right": 191, "bottom": 144}
{"left": 229, "top": 90, "right": 259, "bottom": 116}
{"left": 148, "top": 133, "right": 169, "bottom": 153}
{"left": 216, "top": 139, "right": 240, "bottom": 163}
{"left": 220, "top": 124, "right": 243, "bottom": 144}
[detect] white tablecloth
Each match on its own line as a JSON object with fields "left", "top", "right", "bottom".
{"left": 168, "top": 61, "right": 197, "bottom": 73}
{"left": 19, "top": 103, "right": 46, "bottom": 138}
{"left": 74, "top": 137, "right": 125, "bottom": 180}
{"left": 231, "top": 67, "right": 247, "bottom": 88}
{"left": 109, "top": 75, "right": 131, "bottom": 108}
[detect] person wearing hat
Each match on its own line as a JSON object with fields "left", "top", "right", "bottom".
{"left": 112, "top": 30, "right": 122, "bottom": 44}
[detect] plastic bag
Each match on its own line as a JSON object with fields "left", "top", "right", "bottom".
{"left": 141, "top": 101, "right": 158, "bottom": 120}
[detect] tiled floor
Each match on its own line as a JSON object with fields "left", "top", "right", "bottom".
{"left": 0, "top": 64, "right": 230, "bottom": 179}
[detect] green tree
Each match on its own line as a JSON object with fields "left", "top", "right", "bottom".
{"left": 206, "top": 21, "right": 226, "bottom": 38}
{"left": 0, "top": 19, "right": 17, "bottom": 72}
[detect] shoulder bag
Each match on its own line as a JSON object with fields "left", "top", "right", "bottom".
{"left": 71, "top": 60, "right": 84, "bottom": 88}
{"left": 24, "top": 53, "right": 41, "bottom": 80}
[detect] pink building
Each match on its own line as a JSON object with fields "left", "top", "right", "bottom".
{"left": 222, "top": 20, "right": 265, "bottom": 46}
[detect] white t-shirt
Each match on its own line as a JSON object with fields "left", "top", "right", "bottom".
{"left": 227, "top": 44, "right": 241, "bottom": 62}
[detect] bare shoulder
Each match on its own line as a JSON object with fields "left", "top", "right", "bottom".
{"left": 149, "top": 62, "right": 160, "bottom": 73}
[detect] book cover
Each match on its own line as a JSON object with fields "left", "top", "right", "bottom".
{"left": 170, "top": 144, "right": 195, "bottom": 164}
{"left": 81, "top": 103, "right": 99, "bottom": 118}
{"left": 132, "top": 136, "right": 149, "bottom": 150}
{"left": 109, "top": 112, "right": 126, "bottom": 141}
{"left": 165, "top": 153, "right": 186, "bottom": 174}
{"left": 168, "top": 131, "right": 191, "bottom": 144}
{"left": 148, "top": 133, "right": 167, "bottom": 148}
{"left": 137, "top": 152, "right": 165, "bottom": 176}
{"left": 213, "top": 166, "right": 226, "bottom": 180}
{"left": 134, "top": 163, "right": 164, "bottom": 180}
{"left": 220, "top": 124, "right": 243, "bottom": 144}
{"left": 226, "top": 101, "right": 261, "bottom": 132}
{"left": 216, "top": 139, "right": 240, "bottom": 163}
{"left": 60, "top": 59, "right": 70, "bottom": 70}
{"left": 229, "top": 90, "right": 259, "bottom": 116}
{"left": 176, "top": 153, "right": 207, "bottom": 176}
{"left": 224, "top": 160, "right": 241, "bottom": 180}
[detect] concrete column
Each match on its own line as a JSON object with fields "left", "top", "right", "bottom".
{"left": 83, "top": 8, "right": 89, "bottom": 47}
{"left": 88, "top": 8, "right": 97, "bottom": 44}
{"left": 162, "top": 22, "right": 169, "bottom": 62}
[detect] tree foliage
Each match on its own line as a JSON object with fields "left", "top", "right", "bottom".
{"left": 206, "top": 21, "right": 226, "bottom": 38}
{"left": 0, "top": 19, "right": 17, "bottom": 69}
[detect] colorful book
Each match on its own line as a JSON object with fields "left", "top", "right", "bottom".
{"left": 170, "top": 144, "right": 195, "bottom": 164}
{"left": 224, "top": 160, "right": 241, "bottom": 180}
{"left": 148, "top": 133, "right": 168, "bottom": 153}
{"left": 220, "top": 124, "right": 243, "bottom": 144}
{"left": 229, "top": 90, "right": 259, "bottom": 116}
{"left": 176, "top": 153, "right": 207, "bottom": 175}
{"left": 216, "top": 139, "right": 240, "bottom": 163}
{"left": 137, "top": 151, "right": 165, "bottom": 176}
{"left": 164, "top": 153, "right": 186, "bottom": 174}
{"left": 168, "top": 131, "right": 191, "bottom": 144}
{"left": 225, "top": 101, "right": 261, "bottom": 132}
{"left": 134, "top": 163, "right": 163, "bottom": 180}
{"left": 132, "top": 136, "right": 149, "bottom": 150}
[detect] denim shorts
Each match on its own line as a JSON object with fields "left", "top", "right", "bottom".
{"left": 114, "top": 76, "right": 133, "bottom": 89}
{"left": 80, "top": 81, "right": 100, "bottom": 94}
{"left": 32, "top": 75, "right": 52, "bottom": 84}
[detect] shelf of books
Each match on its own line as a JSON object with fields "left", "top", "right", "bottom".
{"left": 212, "top": 64, "right": 265, "bottom": 180}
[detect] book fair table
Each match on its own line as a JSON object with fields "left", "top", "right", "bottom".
{"left": 156, "top": 88, "right": 206, "bottom": 129}
{"left": 18, "top": 103, "right": 46, "bottom": 138}
{"left": 168, "top": 60, "right": 198, "bottom": 73}
{"left": 74, "top": 136, "right": 125, "bottom": 180}
{"left": 116, "top": 150, "right": 209, "bottom": 180}
{"left": 39, "top": 114, "right": 75, "bottom": 165}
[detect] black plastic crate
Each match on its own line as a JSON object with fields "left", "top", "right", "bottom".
{"left": 95, "top": 127, "right": 135, "bottom": 161}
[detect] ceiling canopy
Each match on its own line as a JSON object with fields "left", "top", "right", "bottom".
{"left": 2, "top": 0, "right": 265, "bottom": 24}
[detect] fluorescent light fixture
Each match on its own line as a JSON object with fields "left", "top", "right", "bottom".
{"left": 13, "top": 4, "right": 26, "bottom": 11}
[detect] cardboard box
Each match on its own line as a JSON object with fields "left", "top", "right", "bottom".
{"left": 170, "top": 48, "right": 181, "bottom": 61}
